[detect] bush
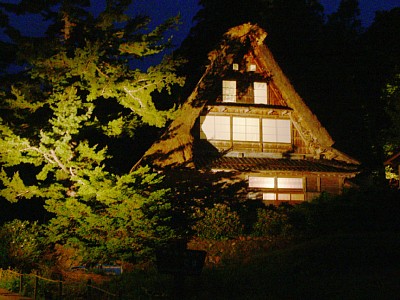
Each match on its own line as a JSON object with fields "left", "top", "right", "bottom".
{"left": 252, "top": 206, "right": 292, "bottom": 237}
{"left": 0, "top": 219, "right": 44, "bottom": 271}
{"left": 0, "top": 269, "right": 20, "bottom": 292}
{"left": 286, "top": 187, "right": 400, "bottom": 237}
{"left": 192, "top": 203, "right": 242, "bottom": 240}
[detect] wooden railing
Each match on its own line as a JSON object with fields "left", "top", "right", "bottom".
{"left": 0, "top": 268, "right": 118, "bottom": 299}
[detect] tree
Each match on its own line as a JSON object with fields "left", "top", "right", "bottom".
{"left": 0, "top": 0, "right": 184, "bottom": 262}
{"left": 313, "top": 0, "right": 364, "bottom": 158}
{"left": 356, "top": 8, "right": 400, "bottom": 172}
{"left": 382, "top": 72, "right": 400, "bottom": 154}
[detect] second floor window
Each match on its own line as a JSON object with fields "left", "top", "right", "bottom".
{"left": 233, "top": 117, "right": 259, "bottom": 141}
{"left": 262, "top": 119, "right": 291, "bottom": 143}
{"left": 200, "top": 115, "right": 231, "bottom": 140}
{"left": 200, "top": 115, "right": 291, "bottom": 144}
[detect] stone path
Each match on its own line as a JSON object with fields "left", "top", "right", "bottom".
{"left": 0, "top": 288, "right": 32, "bottom": 300}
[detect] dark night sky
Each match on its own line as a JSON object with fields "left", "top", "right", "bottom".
{"left": 1, "top": 0, "right": 400, "bottom": 47}
{"left": 321, "top": 0, "right": 400, "bottom": 26}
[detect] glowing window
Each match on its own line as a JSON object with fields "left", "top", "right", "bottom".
{"left": 263, "top": 193, "right": 276, "bottom": 201}
{"left": 254, "top": 82, "right": 268, "bottom": 104}
{"left": 222, "top": 80, "right": 236, "bottom": 102}
{"left": 233, "top": 117, "right": 259, "bottom": 141}
{"left": 262, "top": 119, "right": 291, "bottom": 143}
{"left": 251, "top": 177, "right": 305, "bottom": 202}
{"left": 291, "top": 194, "right": 305, "bottom": 201}
{"left": 263, "top": 193, "right": 305, "bottom": 201}
{"left": 249, "top": 177, "right": 274, "bottom": 188}
{"left": 249, "top": 177, "right": 304, "bottom": 190}
{"left": 277, "top": 194, "right": 291, "bottom": 201}
{"left": 277, "top": 178, "right": 303, "bottom": 189}
{"left": 200, "top": 115, "right": 231, "bottom": 140}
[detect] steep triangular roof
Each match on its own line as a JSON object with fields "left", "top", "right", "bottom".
{"left": 138, "top": 23, "right": 359, "bottom": 170}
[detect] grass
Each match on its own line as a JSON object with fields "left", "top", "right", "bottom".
{"left": 111, "top": 231, "right": 400, "bottom": 299}
{"left": 3, "top": 231, "right": 398, "bottom": 299}
{"left": 192, "top": 231, "right": 400, "bottom": 299}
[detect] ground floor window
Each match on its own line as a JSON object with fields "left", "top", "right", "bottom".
{"left": 262, "top": 193, "right": 305, "bottom": 201}
{"left": 249, "top": 176, "right": 305, "bottom": 202}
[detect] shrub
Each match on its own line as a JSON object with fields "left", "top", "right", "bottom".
{"left": 0, "top": 269, "right": 20, "bottom": 292}
{"left": 252, "top": 206, "right": 292, "bottom": 237}
{"left": 192, "top": 203, "right": 242, "bottom": 240}
{"left": 0, "top": 219, "right": 44, "bottom": 271}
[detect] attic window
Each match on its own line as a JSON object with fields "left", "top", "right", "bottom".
{"left": 232, "top": 63, "right": 239, "bottom": 71}
{"left": 222, "top": 80, "right": 236, "bottom": 102}
{"left": 254, "top": 82, "right": 268, "bottom": 104}
{"left": 248, "top": 64, "right": 257, "bottom": 72}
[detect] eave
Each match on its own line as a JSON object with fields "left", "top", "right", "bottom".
{"left": 196, "top": 156, "right": 359, "bottom": 177}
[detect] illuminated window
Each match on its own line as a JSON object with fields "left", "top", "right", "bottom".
{"left": 222, "top": 80, "right": 236, "bottom": 102}
{"left": 263, "top": 193, "right": 304, "bottom": 201}
{"left": 262, "top": 119, "right": 291, "bottom": 143}
{"left": 291, "top": 194, "right": 305, "bottom": 201}
{"left": 249, "top": 177, "right": 275, "bottom": 188}
{"left": 200, "top": 115, "right": 231, "bottom": 140}
{"left": 263, "top": 193, "right": 276, "bottom": 200}
{"left": 248, "top": 64, "right": 257, "bottom": 71}
{"left": 233, "top": 117, "right": 259, "bottom": 141}
{"left": 277, "top": 194, "right": 291, "bottom": 201}
{"left": 254, "top": 82, "right": 268, "bottom": 104}
{"left": 249, "top": 176, "right": 303, "bottom": 189}
{"left": 200, "top": 116, "right": 291, "bottom": 144}
{"left": 277, "top": 178, "right": 303, "bottom": 189}
{"left": 249, "top": 176, "right": 305, "bottom": 202}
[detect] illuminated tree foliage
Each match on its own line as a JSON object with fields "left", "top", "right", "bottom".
{"left": 382, "top": 72, "right": 400, "bottom": 154}
{"left": 0, "top": 0, "right": 184, "bottom": 262}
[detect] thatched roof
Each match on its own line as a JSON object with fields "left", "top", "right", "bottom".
{"left": 137, "top": 23, "right": 359, "bottom": 170}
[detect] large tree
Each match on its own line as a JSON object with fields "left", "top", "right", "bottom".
{"left": 0, "top": 0, "right": 184, "bottom": 262}
{"left": 382, "top": 73, "right": 400, "bottom": 154}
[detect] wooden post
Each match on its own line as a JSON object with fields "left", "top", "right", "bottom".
{"left": 87, "top": 279, "right": 92, "bottom": 299}
{"left": 19, "top": 274, "right": 23, "bottom": 294}
{"left": 33, "top": 271, "right": 38, "bottom": 300}
{"left": 58, "top": 274, "right": 63, "bottom": 300}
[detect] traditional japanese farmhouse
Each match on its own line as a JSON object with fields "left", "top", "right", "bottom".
{"left": 138, "top": 23, "right": 360, "bottom": 205}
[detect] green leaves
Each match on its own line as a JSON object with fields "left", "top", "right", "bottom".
{"left": 0, "top": 170, "right": 40, "bottom": 202}
{"left": 0, "top": 220, "right": 44, "bottom": 271}
{"left": 0, "top": 1, "right": 183, "bottom": 262}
